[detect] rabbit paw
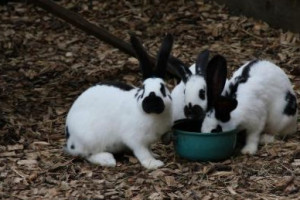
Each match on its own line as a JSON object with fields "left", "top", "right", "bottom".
{"left": 241, "top": 144, "right": 258, "bottom": 155}
{"left": 87, "top": 152, "right": 116, "bottom": 167}
{"left": 151, "top": 151, "right": 160, "bottom": 158}
{"left": 141, "top": 159, "right": 164, "bottom": 169}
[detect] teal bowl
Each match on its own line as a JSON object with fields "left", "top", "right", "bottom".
{"left": 173, "top": 119, "right": 237, "bottom": 161}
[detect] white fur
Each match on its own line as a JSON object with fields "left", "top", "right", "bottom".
{"left": 259, "top": 134, "right": 275, "bottom": 144}
{"left": 65, "top": 78, "right": 172, "bottom": 169}
{"left": 202, "top": 60, "right": 298, "bottom": 154}
{"left": 171, "top": 81, "right": 186, "bottom": 121}
{"left": 171, "top": 64, "right": 207, "bottom": 122}
{"left": 87, "top": 152, "right": 117, "bottom": 167}
{"left": 189, "top": 63, "right": 196, "bottom": 74}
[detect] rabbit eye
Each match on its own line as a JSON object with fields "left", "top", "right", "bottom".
{"left": 160, "top": 83, "right": 166, "bottom": 97}
{"left": 199, "top": 89, "right": 205, "bottom": 100}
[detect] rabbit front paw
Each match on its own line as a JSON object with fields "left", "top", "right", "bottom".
{"left": 241, "top": 143, "right": 258, "bottom": 155}
{"left": 141, "top": 158, "right": 164, "bottom": 169}
{"left": 87, "top": 152, "right": 116, "bottom": 167}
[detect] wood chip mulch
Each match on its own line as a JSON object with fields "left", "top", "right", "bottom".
{"left": 1, "top": 0, "right": 299, "bottom": 199}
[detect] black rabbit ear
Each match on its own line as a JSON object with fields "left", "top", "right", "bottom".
{"left": 195, "top": 49, "right": 209, "bottom": 76}
{"left": 130, "top": 34, "right": 153, "bottom": 80}
{"left": 168, "top": 57, "right": 191, "bottom": 83}
{"left": 154, "top": 34, "right": 174, "bottom": 79}
{"left": 206, "top": 55, "right": 227, "bottom": 110}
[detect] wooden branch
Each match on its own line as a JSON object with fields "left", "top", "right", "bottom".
{"left": 29, "top": 0, "right": 180, "bottom": 78}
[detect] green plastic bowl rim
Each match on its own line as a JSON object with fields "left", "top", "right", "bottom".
{"left": 173, "top": 128, "right": 238, "bottom": 137}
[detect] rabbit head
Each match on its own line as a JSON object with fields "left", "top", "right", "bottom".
{"left": 200, "top": 55, "right": 238, "bottom": 133}
{"left": 131, "top": 34, "right": 173, "bottom": 114}
{"left": 170, "top": 50, "right": 210, "bottom": 119}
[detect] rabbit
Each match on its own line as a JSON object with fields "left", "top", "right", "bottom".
{"left": 64, "top": 34, "right": 174, "bottom": 169}
{"left": 170, "top": 50, "right": 210, "bottom": 122}
{"left": 201, "top": 58, "right": 298, "bottom": 155}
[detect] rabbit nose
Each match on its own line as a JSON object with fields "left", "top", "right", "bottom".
{"left": 184, "top": 103, "right": 204, "bottom": 119}
{"left": 142, "top": 92, "right": 165, "bottom": 114}
{"left": 149, "top": 92, "right": 155, "bottom": 96}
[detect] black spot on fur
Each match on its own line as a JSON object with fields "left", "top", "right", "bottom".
{"left": 214, "top": 96, "right": 238, "bottom": 122}
{"left": 142, "top": 92, "right": 165, "bottom": 114}
{"left": 184, "top": 103, "right": 204, "bottom": 119}
{"left": 168, "top": 95, "right": 172, "bottom": 100}
{"left": 99, "top": 81, "right": 134, "bottom": 91}
{"left": 135, "top": 90, "right": 139, "bottom": 98}
{"left": 284, "top": 91, "right": 297, "bottom": 116}
{"left": 199, "top": 89, "right": 205, "bottom": 100}
{"left": 226, "top": 60, "right": 258, "bottom": 98}
{"left": 160, "top": 83, "right": 166, "bottom": 97}
{"left": 215, "top": 111, "right": 231, "bottom": 122}
{"left": 140, "top": 85, "right": 145, "bottom": 98}
{"left": 135, "top": 88, "right": 142, "bottom": 98}
{"left": 71, "top": 144, "right": 75, "bottom": 149}
{"left": 135, "top": 85, "right": 145, "bottom": 100}
{"left": 65, "top": 126, "right": 70, "bottom": 139}
{"left": 211, "top": 125, "right": 223, "bottom": 133}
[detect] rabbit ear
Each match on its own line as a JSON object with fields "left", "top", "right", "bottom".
{"left": 206, "top": 55, "right": 227, "bottom": 110}
{"left": 168, "top": 56, "right": 192, "bottom": 83}
{"left": 130, "top": 34, "right": 153, "bottom": 80}
{"left": 195, "top": 49, "right": 209, "bottom": 75}
{"left": 154, "top": 34, "right": 174, "bottom": 79}
{"left": 214, "top": 96, "right": 238, "bottom": 122}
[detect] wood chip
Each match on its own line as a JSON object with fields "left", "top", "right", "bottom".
{"left": 7, "top": 144, "right": 24, "bottom": 151}
{"left": 0, "top": 151, "right": 16, "bottom": 157}
{"left": 0, "top": 1, "right": 299, "bottom": 199}
{"left": 227, "top": 186, "right": 237, "bottom": 195}
{"left": 165, "top": 176, "right": 177, "bottom": 186}
{"left": 17, "top": 159, "right": 38, "bottom": 166}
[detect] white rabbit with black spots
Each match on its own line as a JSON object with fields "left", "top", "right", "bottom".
{"left": 201, "top": 58, "right": 298, "bottom": 155}
{"left": 65, "top": 34, "right": 174, "bottom": 169}
{"left": 170, "top": 50, "right": 210, "bottom": 122}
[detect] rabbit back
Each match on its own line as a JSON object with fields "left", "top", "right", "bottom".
{"left": 224, "top": 60, "right": 297, "bottom": 135}
{"left": 66, "top": 85, "right": 138, "bottom": 156}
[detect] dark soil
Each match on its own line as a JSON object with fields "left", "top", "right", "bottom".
{"left": 1, "top": 0, "right": 299, "bottom": 199}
